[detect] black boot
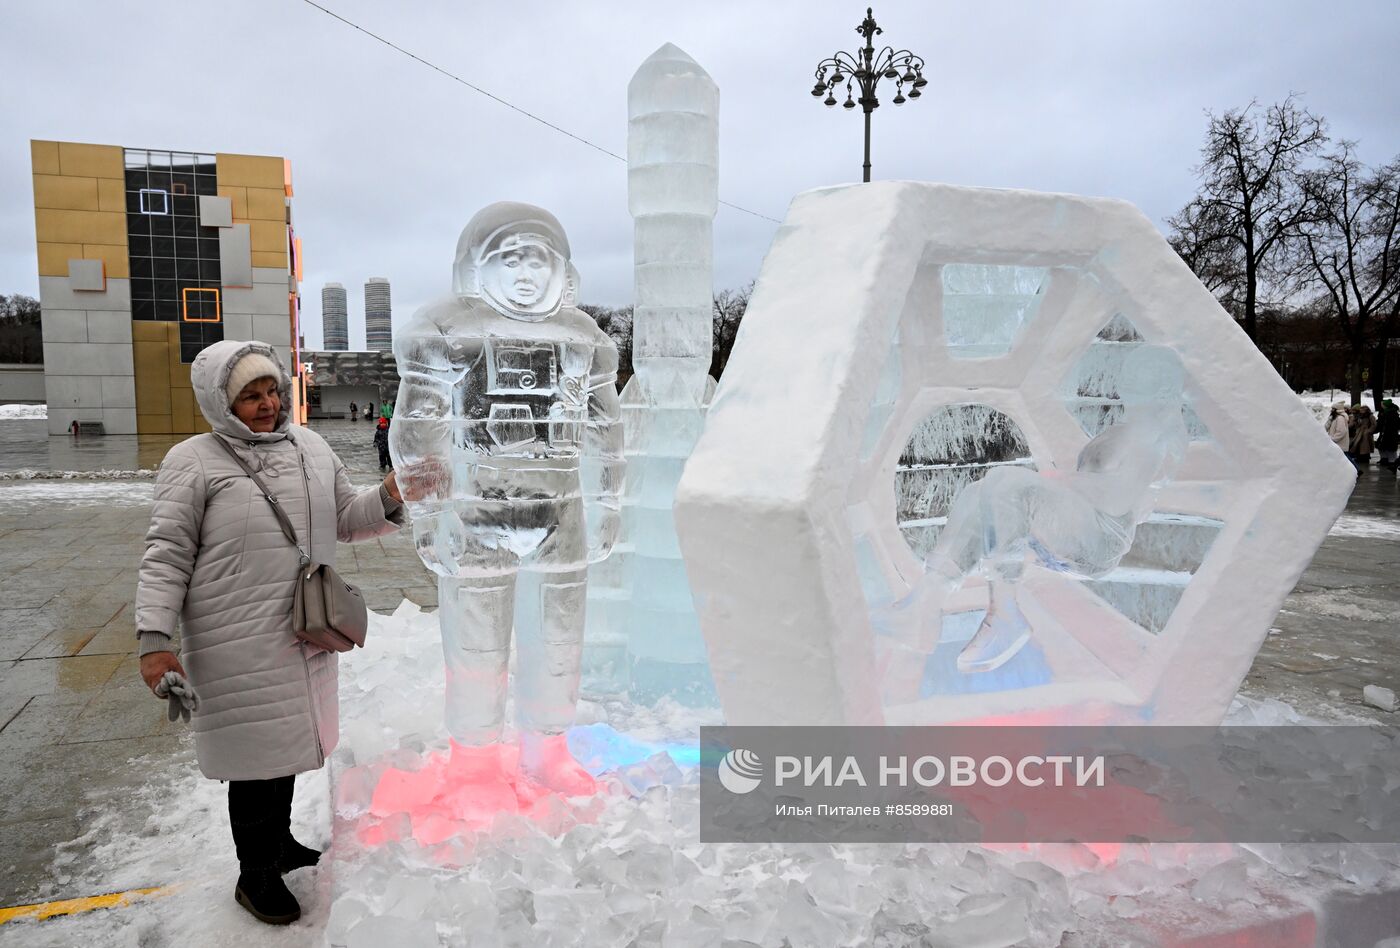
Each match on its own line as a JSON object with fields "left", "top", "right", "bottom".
{"left": 272, "top": 774, "right": 321, "bottom": 874}
{"left": 229, "top": 779, "right": 302, "bottom": 925}
{"left": 234, "top": 869, "right": 301, "bottom": 925}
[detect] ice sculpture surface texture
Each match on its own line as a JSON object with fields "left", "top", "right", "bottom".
{"left": 673, "top": 182, "right": 1354, "bottom": 727}
{"left": 389, "top": 202, "right": 623, "bottom": 787}
{"left": 585, "top": 43, "right": 719, "bottom": 704}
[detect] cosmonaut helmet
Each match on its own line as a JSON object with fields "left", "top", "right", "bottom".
{"left": 452, "top": 201, "right": 571, "bottom": 321}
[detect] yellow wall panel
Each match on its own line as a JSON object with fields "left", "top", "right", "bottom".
{"left": 33, "top": 174, "right": 99, "bottom": 211}
{"left": 249, "top": 220, "right": 286, "bottom": 254}
{"left": 251, "top": 250, "right": 288, "bottom": 269}
{"left": 131, "top": 320, "right": 167, "bottom": 342}
{"left": 216, "top": 153, "right": 284, "bottom": 189}
{"left": 97, "top": 177, "right": 125, "bottom": 213}
{"left": 218, "top": 186, "right": 248, "bottom": 220}
{"left": 170, "top": 387, "right": 196, "bottom": 433}
{"left": 37, "top": 242, "right": 84, "bottom": 277}
{"left": 31, "top": 140, "right": 60, "bottom": 175}
{"left": 137, "top": 414, "right": 173, "bottom": 435}
{"left": 193, "top": 415, "right": 212, "bottom": 434}
{"left": 168, "top": 329, "right": 193, "bottom": 390}
{"left": 246, "top": 187, "right": 286, "bottom": 222}
{"left": 134, "top": 339, "right": 172, "bottom": 415}
{"left": 35, "top": 209, "right": 127, "bottom": 246}
{"left": 82, "top": 244, "right": 129, "bottom": 279}
{"left": 57, "top": 142, "right": 123, "bottom": 179}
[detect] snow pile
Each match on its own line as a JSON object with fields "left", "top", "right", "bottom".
{"left": 0, "top": 481, "right": 153, "bottom": 508}
{"left": 1330, "top": 513, "right": 1400, "bottom": 540}
{"left": 0, "top": 402, "right": 45, "bottom": 420}
{"left": 0, "top": 469, "right": 156, "bottom": 480}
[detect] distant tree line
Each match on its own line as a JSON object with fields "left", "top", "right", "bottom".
{"left": 0, "top": 294, "right": 42, "bottom": 364}
{"left": 581, "top": 281, "right": 753, "bottom": 389}
{"left": 1167, "top": 97, "right": 1400, "bottom": 407}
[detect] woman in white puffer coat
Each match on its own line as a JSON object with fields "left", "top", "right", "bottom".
{"left": 135, "top": 340, "right": 404, "bottom": 925}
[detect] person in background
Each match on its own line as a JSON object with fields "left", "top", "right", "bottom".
{"left": 366, "top": 400, "right": 375, "bottom": 419}
{"left": 1350, "top": 403, "right": 1377, "bottom": 469}
{"left": 348, "top": 400, "right": 358, "bottom": 421}
{"left": 1376, "top": 399, "right": 1399, "bottom": 473}
{"left": 136, "top": 341, "right": 404, "bottom": 925}
{"left": 374, "top": 415, "right": 392, "bottom": 471}
{"left": 1327, "top": 401, "right": 1352, "bottom": 455}
{"left": 380, "top": 399, "right": 394, "bottom": 421}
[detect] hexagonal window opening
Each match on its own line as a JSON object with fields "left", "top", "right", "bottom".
{"left": 865, "top": 318, "right": 1229, "bottom": 709}
{"left": 942, "top": 263, "right": 1050, "bottom": 359}
{"left": 895, "top": 402, "right": 1037, "bottom": 561}
{"left": 1062, "top": 313, "right": 1212, "bottom": 440}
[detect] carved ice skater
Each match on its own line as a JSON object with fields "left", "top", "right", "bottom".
{"left": 390, "top": 203, "right": 623, "bottom": 796}
{"left": 911, "top": 345, "right": 1190, "bottom": 673}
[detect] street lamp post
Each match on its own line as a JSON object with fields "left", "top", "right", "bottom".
{"left": 811, "top": 7, "right": 928, "bottom": 183}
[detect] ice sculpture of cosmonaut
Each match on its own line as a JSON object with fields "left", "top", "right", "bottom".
{"left": 390, "top": 202, "right": 622, "bottom": 793}
{"left": 909, "top": 345, "right": 1189, "bottom": 673}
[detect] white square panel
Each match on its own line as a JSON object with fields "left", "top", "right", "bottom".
{"left": 67, "top": 259, "right": 106, "bottom": 292}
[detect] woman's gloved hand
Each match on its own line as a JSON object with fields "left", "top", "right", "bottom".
{"left": 153, "top": 670, "right": 200, "bottom": 724}
{"left": 140, "top": 651, "right": 186, "bottom": 691}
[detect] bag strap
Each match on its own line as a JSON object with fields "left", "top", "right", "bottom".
{"left": 211, "top": 434, "right": 310, "bottom": 568}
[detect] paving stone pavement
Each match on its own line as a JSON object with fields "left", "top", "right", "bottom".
{"left": 0, "top": 420, "right": 1397, "bottom": 908}
{"left": 0, "top": 420, "right": 434, "bottom": 906}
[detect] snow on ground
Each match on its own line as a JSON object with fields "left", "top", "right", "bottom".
{"left": 0, "top": 403, "right": 45, "bottom": 420}
{"left": 8, "top": 601, "right": 1397, "bottom": 948}
{"left": 1330, "top": 513, "right": 1400, "bottom": 539}
{"left": 0, "top": 470, "right": 156, "bottom": 480}
{"left": 0, "top": 481, "right": 154, "bottom": 508}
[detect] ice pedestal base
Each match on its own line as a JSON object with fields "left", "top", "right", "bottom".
{"left": 324, "top": 603, "right": 1400, "bottom": 946}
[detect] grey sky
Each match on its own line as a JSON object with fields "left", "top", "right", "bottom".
{"left": 2, "top": 1, "right": 1398, "bottom": 350}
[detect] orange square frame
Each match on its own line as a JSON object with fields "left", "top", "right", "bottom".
{"left": 181, "top": 287, "right": 221, "bottom": 322}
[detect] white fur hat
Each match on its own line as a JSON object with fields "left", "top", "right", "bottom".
{"left": 225, "top": 352, "right": 281, "bottom": 405}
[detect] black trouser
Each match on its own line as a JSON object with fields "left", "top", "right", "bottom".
{"left": 377, "top": 444, "right": 391, "bottom": 469}
{"left": 228, "top": 775, "right": 295, "bottom": 872}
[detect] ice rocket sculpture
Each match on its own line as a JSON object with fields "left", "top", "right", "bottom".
{"left": 583, "top": 43, "right": 720, "bottom": 704}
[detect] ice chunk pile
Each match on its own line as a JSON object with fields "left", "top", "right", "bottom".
{"left": 9, "top": 599, "right": 1397, "bottom": 946}
{"left": 324, "top": 601, "right": 1400, "bottom": 947}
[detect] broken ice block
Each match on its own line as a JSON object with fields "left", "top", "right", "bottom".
{"left": 1363, "top": 684, "right": 1398, "bottom": 712}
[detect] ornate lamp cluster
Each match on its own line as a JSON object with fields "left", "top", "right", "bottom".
{"left": 810, "top": 7, "right": 928, "bottom": 181}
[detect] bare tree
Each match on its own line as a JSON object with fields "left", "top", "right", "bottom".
{"left": 1296, "top": 146, "right": 1400, "bottom": 408}
{"left": 0, "top": 293, "right": 42, "bottom": 364}
{"left": 579, "top": 303, "right": 634, "bottom": 386}
{"left": 1166, "top": 98, "right": 1326, "bottom": 341}
{"left": 711, "top": 282, "right": 752, "bottom": 380}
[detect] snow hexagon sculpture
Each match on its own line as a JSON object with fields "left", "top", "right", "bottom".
{"left": 673, "top": 182, "right": 1354, "bottom": 728}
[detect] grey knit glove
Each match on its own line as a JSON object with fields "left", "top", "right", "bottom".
{"left": 154, "top": 670, "right": 200, "bottom": 724}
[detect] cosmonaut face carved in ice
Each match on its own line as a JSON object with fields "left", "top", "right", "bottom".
{"left": 481, "top": 236, "right": 564, "bottom": 315}
{"left": 452, "top": 203, "right": 571, "bottom": 321}
{"left": 389, "top": 201, "right": 624, "bottom": 800}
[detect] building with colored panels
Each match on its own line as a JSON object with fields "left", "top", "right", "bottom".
{"left": 29, "top": 140, "right": 304, "bottom": 435}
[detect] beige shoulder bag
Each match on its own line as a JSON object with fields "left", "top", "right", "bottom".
{"left": 214, "top": 434, "right": 368, "bottom": 652}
